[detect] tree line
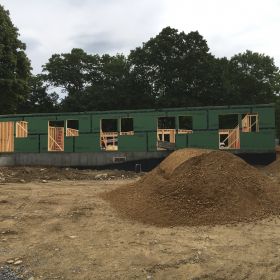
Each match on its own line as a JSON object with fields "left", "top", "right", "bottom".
{"left": 0, "top": 5, "right": 279, "bottom": 137}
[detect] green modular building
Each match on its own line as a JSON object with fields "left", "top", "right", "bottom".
{"left": 0, "top": 103, "right": 276, "bottom": 167}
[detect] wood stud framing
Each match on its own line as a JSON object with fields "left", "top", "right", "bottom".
{"left": 66, "top": 128, "right": 79, "bottom": 137}
{"left": 48, "top": 125, "right": 64, "bottom": 152}
{"left": 16, "top": 121, "right": 28, "bottom": 138}
{"left": 0, "top": 122, "right": 14, "bottom": 152}
{"left": 242, "top": 114, "right": 259, "bottom": 132}
{"left": 219, "top": 126, "right": 240, "bottom": 149}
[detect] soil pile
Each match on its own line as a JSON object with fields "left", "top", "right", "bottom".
{"left": 265, "top": 156, "right": 280, "bottom": 175}
{"left": 103, "top": 150, "right": 280, "bottom": 227}
{"left": 158, "top": 148, "right": 212, "bottom": 177}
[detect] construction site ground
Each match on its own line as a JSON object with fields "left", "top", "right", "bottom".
{"left": 0, "top": 159, "right": 280, "bottom": 280}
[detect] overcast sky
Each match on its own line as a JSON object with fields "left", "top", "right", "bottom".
{"left": 2, "top": 0, "right": 280, "bottom": 73}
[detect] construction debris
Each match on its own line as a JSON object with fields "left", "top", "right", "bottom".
{"left": 103, "top": 150, "right": 280, "bottom": 227}
{"left": 0, "top": 167, "right": 138, "bottom": 183}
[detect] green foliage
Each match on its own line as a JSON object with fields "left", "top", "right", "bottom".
{"left": 128, "top": 27, "right": 214, "bottom": 107}
{"left": 0, "top": 5, "right": 31, "bottom": 113}
{"left": 42, "top": 48, "right": 101, "bottom": 94}
{"left": 18, "top": 75, "right": 59, "bottom": 113}
{"left": 276, "top": 97, "right": 280, "bottom": 139}
{"left": 228, "top": 50, "right": 280, "bottom": 104}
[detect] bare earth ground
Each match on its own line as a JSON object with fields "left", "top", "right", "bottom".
{"left": 1, "top": 176, "right": 280, "bottom": 279}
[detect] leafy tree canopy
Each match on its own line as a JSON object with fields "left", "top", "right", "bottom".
{"left": 128, "top": 27, "right": 215, "bottom": 107}
{"left": 17, "top": 75, "right": 59, "bottom": 113}
{"left": 0, "top": 5, "right": 31, "bottom": 113}
{"left": 228, "top": 50, "right": 280, "bottom": 104}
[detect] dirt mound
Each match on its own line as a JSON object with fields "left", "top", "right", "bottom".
{"left": 159, "top": 148, "right": 211, "bottom": 176}
{"left": 265, "top": 157, "right": 280, "bottom": 174}
{"left": 103, "top": 150, "right": 280, "bottom": 227}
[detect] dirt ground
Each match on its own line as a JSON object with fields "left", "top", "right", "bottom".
{"left": 0, "top": 173, "right": 280, "bottom": 280}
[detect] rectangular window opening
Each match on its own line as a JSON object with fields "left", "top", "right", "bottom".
{"left": 219, "top": 114, "right": 239, "bottom": 129}
{"left": 16, "top": 121, "right": 28, "bottom": 138}
{"left": 48, "top": 121, "right": 64, "bottom": 152}
{"left": 66, "top": 120, "right": 79, "bottom": 137}
{"left": 178, "top": 116, "right": 193, "bottom": 134}
{"left": 100, "top": 119, "right": 118, "bottom": 151}
{"left": 218, "top": 114, "right": 240, "bottom": 150}
{"left": 242, "top": 113, "right": 259, "bottom": 133}
{"left": 157, "top": 117, "right": 176, "bottom": 150}
{"left": 120, "top": 118, "right": 134, "bottom": 135}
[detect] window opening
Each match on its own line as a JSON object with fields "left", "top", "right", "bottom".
{"left": 100, "top": 119, "right": 118, "bottom": 151}
{"left": 178, "top": 116, "right": 193, "bottom": 134}
{"left": 48, "top": 121, "right": 64, "bottom": 152}
{"left": 218, "top": 114, "right": 240, "bottom": 150}
{"left": 66, "top": 120, "right": 79, "bottom": 137}
{"left": 120, "top": 118, "right": 134, "bottom": 135}
{"left": 157, "top": 117, "right": 176, "bottom": 150}
{"left": 242, "top": 113, "right": 259, "bottom": 132}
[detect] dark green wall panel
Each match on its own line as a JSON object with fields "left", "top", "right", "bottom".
{"left": 176, "top": 134, "right": 188, "bottom": 148}
{"left": 64, "top": 137, "right": 74, "bottom": 152}
{"left": 147, "top": 132, "right": 157, "bottom": 151}
{"left": 24, "top": 116, "right": 56, "bottom": 134}
{"left": 134, "top": 116, "right": 157, "bottom": 132}
{"left": 75, "top": 133, "right": 100, "bottom": 152}
{"left": 118, "top": 133, "right": 147, "bottom": 152}
{"left": 240, "top": 130, "right": 275, "bottom": 151}
{"left": 252, "top": 107, "right": 275, "bottom": 128}
{"left": 40, "top": 135, "right": 48, "bottom": 152}
{"left": 15, "top": 136, "right": 39, "bottom": 152}
{"left": 188, "top": 131, "right": 219, "bottom": 149}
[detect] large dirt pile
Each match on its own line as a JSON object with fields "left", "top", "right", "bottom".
{"left": 265, "top": 156, "right": 280, "bottom": 175}
{"left": 158, "top": 148, "right": 212, "bottom": 177}
{"left": 103, "top": 150, "right": 280, "bottom": 227}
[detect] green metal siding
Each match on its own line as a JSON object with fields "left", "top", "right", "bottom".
{"left": 24, "top": 116, "right": 56, "bottom": 134}
{"left": 240, "top": 130, "right": 275, "bottom": 152}
{"left": 0, "top": 104, "right": 275, "bottom": 154}
{"left": 175, "top": 134, "right": 188, "bottom": 149}
{"left": 188, "top": 131, "right": 219, "bottom": 149}
{"left": 75, "top": 134, "right": 99, "bottom": 152}
{"left": 15, "top": 136, "right": 39, "bottom": 153}
{"left": 132, "top": 114, "right": 157, "bottom": 132}
{"left": 119, "top": 133, "right": 147, "bottom": 152}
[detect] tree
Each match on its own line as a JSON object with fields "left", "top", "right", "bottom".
{"left": 128, "top": 27, "right": 215, "bottom": 107}
{"left": 0, "top": 5, "right": 31, "bottom": 113}
{"left": 43, "top": 49, "right": 154, "bottom": 112}
{"left": 42, "top": 48, "right": 101, "bottom": 95}
{"left": 276, "top": 96, "right": 280, "bottom": 139}
{"left": 228, "top": 50, "right": 280, "bottom": 104}
{"left": 81, "top": 54, "right": 155, "bottom": 111}
{"left": 42, "top": 48, "right": 103, "bottom": 111}
{"left": 18, "top": 75, "right": 59, "bottom": 113}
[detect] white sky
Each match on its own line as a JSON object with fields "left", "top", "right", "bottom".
{"left": 1, "top": 0, "right": 280, "bottom": 73}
